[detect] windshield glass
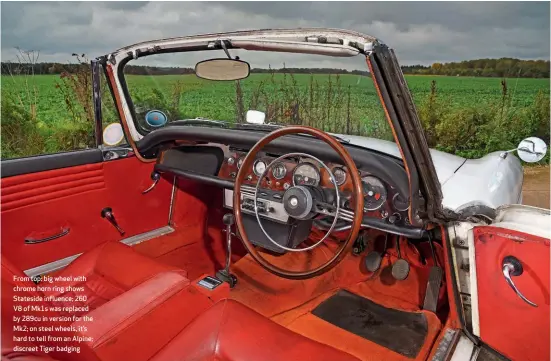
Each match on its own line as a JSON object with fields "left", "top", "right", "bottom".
{"left": 123, "top": 51, "right": 393, "bottom": 141}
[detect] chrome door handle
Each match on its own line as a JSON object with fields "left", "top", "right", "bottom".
{"left": 502, "top": 256, "right": 538, "bottom": 307}
{"left": 25, "top": 227, "right": 70, "bottom": 244}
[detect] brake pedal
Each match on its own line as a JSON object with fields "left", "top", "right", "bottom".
{"left": 391, "top": 237, "right": 410, "bottom": 281}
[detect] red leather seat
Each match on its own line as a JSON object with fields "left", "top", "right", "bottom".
{"left": 2, "top": 243, "right": 359, "bottom": 361}
{"left": 2, "top": 241, "right": 193, "bottom": 361}
{"left": 42, "top": 241, "right": 185, "bottom": 314}
{"left": 151, "top": 299, "right": 361, "bottom": 361}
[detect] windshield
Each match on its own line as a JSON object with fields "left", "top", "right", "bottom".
{"left": 123, "top": 51, "right": 393, "bottom": 141}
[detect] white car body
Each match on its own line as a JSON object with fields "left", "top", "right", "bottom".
{"left": 337, "top": 135, "right": 524, "bottom": 213}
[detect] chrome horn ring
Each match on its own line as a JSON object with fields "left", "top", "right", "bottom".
{"left": 253, "top": 152, "right": 341, "bottom": 252}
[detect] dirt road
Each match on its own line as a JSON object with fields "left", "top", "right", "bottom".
{"left": 522, "top": 165, "right": 550, "bottom": 209}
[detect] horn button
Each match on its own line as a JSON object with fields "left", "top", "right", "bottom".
{"left": 283, "top": 186, "right": 320, "bottom": 220}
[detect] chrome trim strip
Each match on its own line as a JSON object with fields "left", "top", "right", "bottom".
{"left": 119, "top": 225, "right": 174, "bottom": 246}
{"left": 23, "top": 226, "right": 175, "bottom": 278}
{"left": 430, "top": 329, "right": 459, "bottom": 361}
{"left": 24, "top": 254, "right": 81, "bottom": 278}
{"left": 168, "top": 176, "right": 177, "bottom": 226}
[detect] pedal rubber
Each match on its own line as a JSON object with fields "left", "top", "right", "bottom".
{"left": 423, "top": 266, "right": 443, "bottom": 312}
{"left": 391, "top": 259, "right": 410, "bottom": 280}
{"left": 364, "top": 252, "right": 382, "bottom": 272}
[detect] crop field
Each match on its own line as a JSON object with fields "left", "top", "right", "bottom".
{"left": 2, "top": 72, "right": 549, "bottom": 160}
{"left": 3, "top": 73, "right": 548, "bottom": 126}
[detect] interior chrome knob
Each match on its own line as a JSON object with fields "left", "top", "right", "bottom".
{"left": 502, "top": 256, "right": 537, "bottom": 307}
{"left": 142, "top": 171, "right": 161, "bottom": 194}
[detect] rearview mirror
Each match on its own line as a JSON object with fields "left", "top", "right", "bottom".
{"left": 517, "top": 137, "right": 547, "bottom": 163}
{"left": 195, "top": 58, "right": 250, "bottom": 81}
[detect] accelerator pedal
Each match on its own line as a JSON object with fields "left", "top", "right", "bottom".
{"left": 423, "top": 266, "right": 443, "bottom": 312}
{"left": 423, "top": 232, "right": 443, "bottom": 312}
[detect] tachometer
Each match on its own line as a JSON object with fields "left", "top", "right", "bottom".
{"left": 253, "top": 160, "right": 267, "bottom": 177}
{"left": 332, "top": 167, "right": 347, "bottom": 186}
{"left": 361, "top": 175, "right": 387, "bottom": 211}
{"left": 293, "top": 163, "right": 320, "bottom": 186}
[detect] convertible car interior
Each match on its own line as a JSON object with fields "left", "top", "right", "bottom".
{"left": 2, "top": 28, "right": 481, "bottom": 361}
{"left": 1, "top": 127, "right": 452, "bottom": 361}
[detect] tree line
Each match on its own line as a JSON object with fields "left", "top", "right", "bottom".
{"left": 402, "top": 58, "right": 549, "bottom": 78}
{"left": 2, "top": 57, "right": 548, "bottom": 78}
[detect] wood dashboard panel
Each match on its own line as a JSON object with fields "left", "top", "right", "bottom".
{"left": 217, "top": 151, "right": 355, "bottom": 193}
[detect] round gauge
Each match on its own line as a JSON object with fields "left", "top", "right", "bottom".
{"left": 361, "top": 175, "right": 388, "bottom": 211}
{"left": 253, "top": 160, "right": 267, "bottom": 177}
{"left": 237, "top": 157, "right": 245, "bottom": 169}
{"left": 332, "top": 167, "right": 347, "bottom": 186}
{"left": 392, "top": 193, "right": 409, "bottom": 212}
{"left": 293, "top": 163, "right": 321, "bottom": 186}
{"left": 272, "top": 162, "right": 287, "bottom": 179}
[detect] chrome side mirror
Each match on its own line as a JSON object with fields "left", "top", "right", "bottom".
{"left": 517, "top": 137, "right": 547, "bottom": 163}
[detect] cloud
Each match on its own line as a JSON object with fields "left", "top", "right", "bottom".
{"left": 1, "top": 1, "right": 549, "bottom": 68}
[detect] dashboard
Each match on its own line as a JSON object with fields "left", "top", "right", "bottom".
{"left": 218, "top": 149, "right": 411, "bottom": 225}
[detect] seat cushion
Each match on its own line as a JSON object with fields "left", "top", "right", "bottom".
{"left": 42, "top": 241, "right": 184, "bottom": 315}
{"left": 151, "top": 299, "right": 361, "bottom": 361}
{"left": 72, "top": 271, "right": 214, "bottom": 361}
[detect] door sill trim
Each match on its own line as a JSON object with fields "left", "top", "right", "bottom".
{"left": 23, "top": 226, "right": 174, "bottom": 278}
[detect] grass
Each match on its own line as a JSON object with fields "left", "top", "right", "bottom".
{"left": 4, "top": 73, "right": 547, "bottom": 125}
{"left": 1, "top": 73, "right": 549, "bottom": 160}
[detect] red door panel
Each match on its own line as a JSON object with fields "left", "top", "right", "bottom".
{"left": 1, "top": 157, "right": 173, "bottom": 271}
{"left": 474, "top": 226, "right": 550, "bottom": 361}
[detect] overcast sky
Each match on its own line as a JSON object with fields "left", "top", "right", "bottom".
{"left": 1, "top": 1, "right": 549, "bottom": 69}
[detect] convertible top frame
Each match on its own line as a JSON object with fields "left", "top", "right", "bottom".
{"left": 97, "top": 27, "right": 445, "bottom": 225}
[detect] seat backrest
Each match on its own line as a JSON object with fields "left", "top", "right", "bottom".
{"left": 1, "top": 255, "right": 99, "bottom": 361}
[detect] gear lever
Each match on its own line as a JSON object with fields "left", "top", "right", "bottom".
{"left": 215, "top": 213, "right": 238, "bottom": 288}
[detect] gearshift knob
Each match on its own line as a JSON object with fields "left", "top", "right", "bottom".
{"left": 223, "top": 213, "right": 235, "bottom": 226}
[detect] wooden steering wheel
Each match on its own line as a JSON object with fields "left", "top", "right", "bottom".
{"left": 233, "top": 126, "right": 364, "bottom": 280}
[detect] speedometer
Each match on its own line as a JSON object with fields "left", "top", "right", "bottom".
{"left": 292, "top": 163, "right": 320, "bottom": 186}
{"left": 361, "top": 175, "right": 387, "bottom": 211}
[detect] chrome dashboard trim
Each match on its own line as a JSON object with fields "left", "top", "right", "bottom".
{"left": 224, "top": 188, "right": 289, "bottom": 223}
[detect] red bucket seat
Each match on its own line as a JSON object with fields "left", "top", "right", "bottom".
{"left": 2, "top": 242, "right": 360, "bottom": 361}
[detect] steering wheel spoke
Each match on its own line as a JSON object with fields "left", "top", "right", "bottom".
{"left": 233, "top": 126, "right": 364, "bottom": 280}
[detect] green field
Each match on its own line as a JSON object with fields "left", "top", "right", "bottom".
{"left": 2, "top": 73, "right": 549, "bottom": 160}
{"left": 3, "top": 73, "right": 548, "bottom": 125}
